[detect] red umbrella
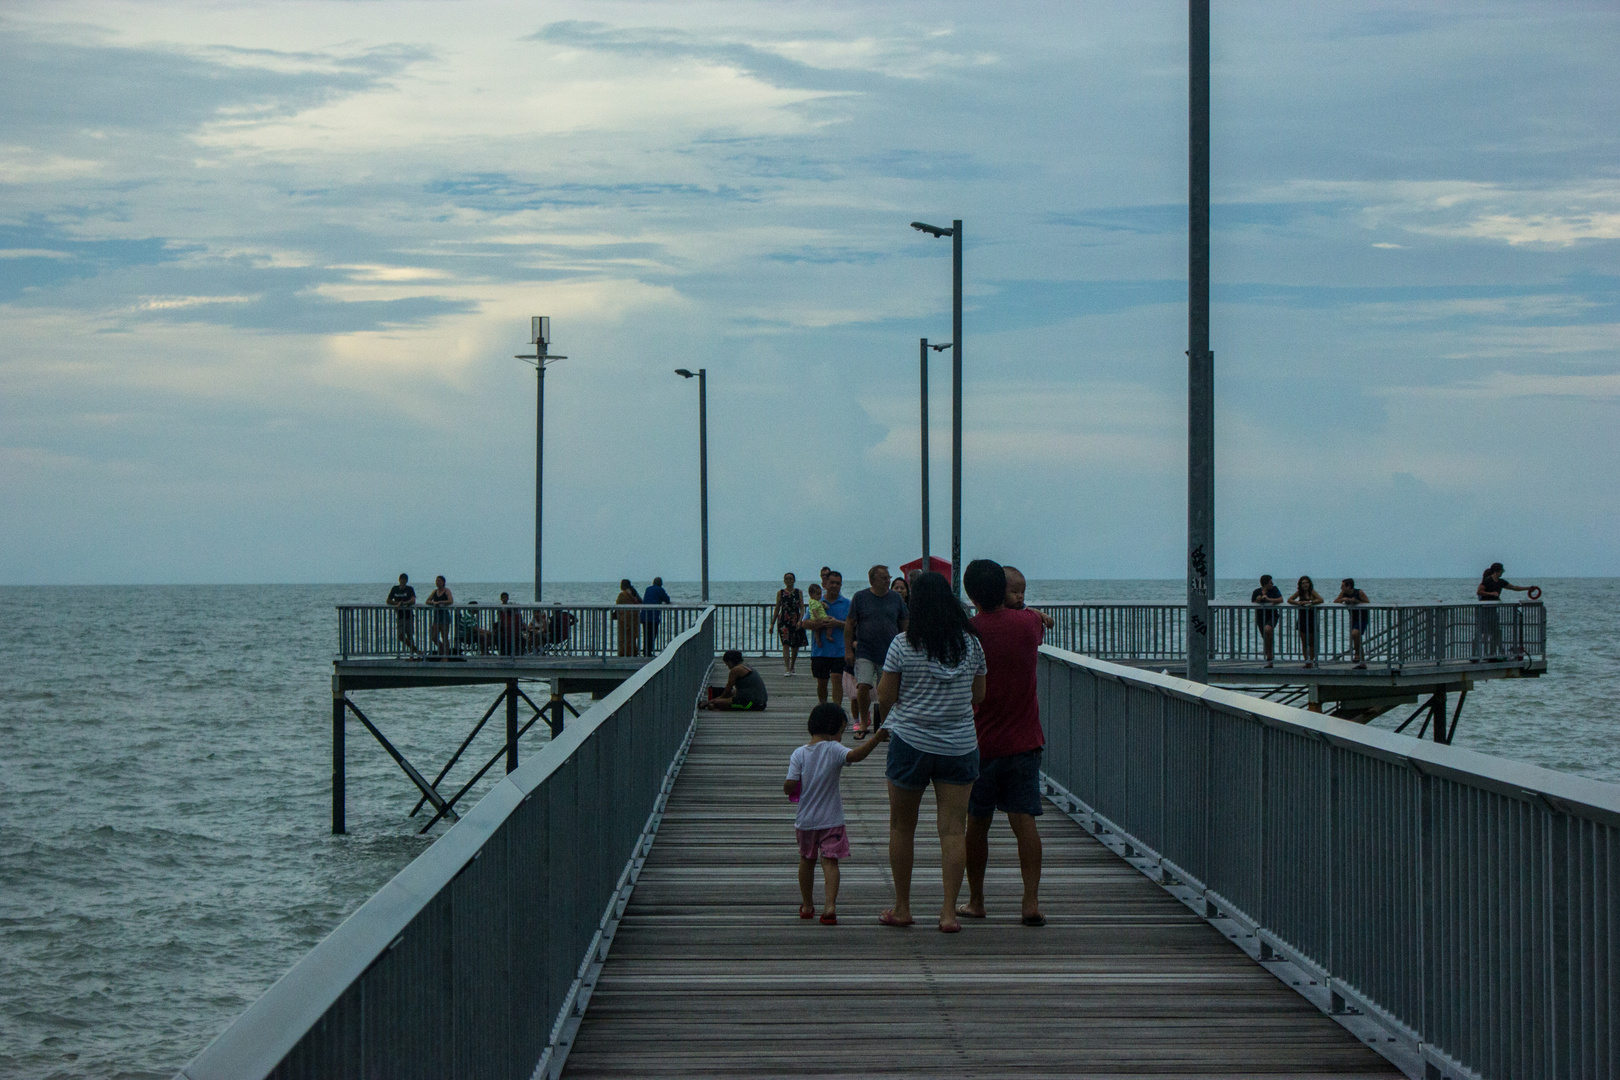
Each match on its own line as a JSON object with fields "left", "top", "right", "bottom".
{"left": 899, "top": 555, "right": 952, "bottom": 578}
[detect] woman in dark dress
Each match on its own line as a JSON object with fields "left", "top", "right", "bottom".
{"left": 772, "top": 572, "right": 807, "bottom": 676}
{"left": 1287, "top": 575, "right": 1324, "bottom": 667}
{"left": 700, "top": 650, "right": 769, "bottom": 710}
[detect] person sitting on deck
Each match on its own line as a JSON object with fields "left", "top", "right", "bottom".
{"left": 456, "top": 600, "right": 491, "bottom": 655}
{"left": 785, "top": 702, "right": 887, "bottom": 924}
{"left": 700, "top": 650, "right": 770, "bottom": 711}
{"left": 1334, "top": 579, "right": 1371, "bottom": 668}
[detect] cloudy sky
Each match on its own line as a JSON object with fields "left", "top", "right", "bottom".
{"left": 2, "top": 1, "right": 1616, "bottom": 585}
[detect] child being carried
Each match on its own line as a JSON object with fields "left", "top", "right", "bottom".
{"left": 803, "top": 583, "right": 830, "bottom": 647}
{"left": 785, "top": 703, "right": 887, "bottom": 923}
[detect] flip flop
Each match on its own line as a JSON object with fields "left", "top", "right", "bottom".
{"left": 938, "top": 920, "right": 962, "bottom": 934}
{"left": 1021, "top": 913, "right": 1047, "bottom": 927}
{"left": 954, "top": 905, "right": 987, "bottom": 919}
{"left": 879, "top": 909, "right": 914, "bottom": 928}
{"left": 799, "top": 905, "right": 815, "bottom": 919}
{"left": 820, "top": 913, "right": 838, "bottom": 925}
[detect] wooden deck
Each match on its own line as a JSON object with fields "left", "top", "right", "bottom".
{"left": 563, "top": 667, "right": 1404, "bottom": 1078}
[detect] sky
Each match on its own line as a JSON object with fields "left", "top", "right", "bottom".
{"left": 1, "top": 0, "right": 1616, "bottom": 585}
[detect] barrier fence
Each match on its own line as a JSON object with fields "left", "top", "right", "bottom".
{"left": 1038, "top": 645, "right": 1616, "bottom": 1080}
{"left": 182, "top": 611, "right": 716, "bottom": 1080}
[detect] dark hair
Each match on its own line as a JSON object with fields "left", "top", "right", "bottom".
{"left": 904, "top": 571, "right": 977, "bottom": 666}
{"left": 1342, "top": 578, "right": 1356, "bottom": 589}
{"left": 1260, "top": 574, "right": 1273, "bottom": 584}
{"left": 722, "top": 649, "right": 744, "bottom": 666}
{"left": 653, "top": 577, "right": 663, "bottom": 587}
{"left": 398, "top": 573, "right": 408, "bottom": 582}
{"left": 620, "top": 578, "right": 632, "bottom": 591}
{"left": 963, "top": 559, "right": 1006, "bottom": 612}
{"left": 1298, "top": 575, "right": 1314, "bottom": 592}
{"left": 808, "top": 702, "right": 847, "bottom": 737}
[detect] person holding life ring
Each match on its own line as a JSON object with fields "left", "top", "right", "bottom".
{"left": 1475, "top": 563, "right": 1540, "bottom": 661}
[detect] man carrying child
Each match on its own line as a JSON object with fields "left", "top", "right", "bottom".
{"left": 801, "top": 570, "right": 851, "bottom": 707}
{"left": 959, "top": 559, "right": 1048, "bottom": 926}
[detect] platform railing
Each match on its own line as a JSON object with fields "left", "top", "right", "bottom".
{"left": 638, "top": 600, "right": 1545, "bottom": 668}
{"left": 181, "top": 610, "right": 716, "bottom": 1080}
{"left": 1038, "top": 645, "right": 1615, "bottom": 1080}
{"left": 337, "top": 603, "right": 709, "bottom": 661}
{"left": 1040, "top": 601, "right": 1546, "bottom": 668}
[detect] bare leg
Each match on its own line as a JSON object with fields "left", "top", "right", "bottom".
{"left": 1007, "top": 812, "right": 1044, "bottom": 920}
{"left": 961, "top": 814, "right": 992, "bottom": 916}
{"left": 1261, "top": 625, "right": 1274, "bottom": 662}
{"left": 935, "top": 781, "right": 972, "bottom": 930}
{"left": 830, "top": 672, "right": 845, "bottom": 708}
{"left": 855, "top": 683, "right": 872, "bottom": 731}
{"left": 887, "top": 782, "right": 924, "bottom": 922}
{"left": 815, "top": 675, "right": 829, "bottom": 704}
{"left": 821, "top": 857, "right": 840, "bottom": 916}
{"left": 1352, "top": 628, "right": 1364, "bottom": 663}
{"left": 788, "top": 645, "right": 799, "bottom": 674}
{"left": 798, "top": 857, "right": 815, "bottom": 913}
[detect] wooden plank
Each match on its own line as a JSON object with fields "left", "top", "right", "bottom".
{"left": 563, "top": 669, "right": 1402, "bottom": 1078}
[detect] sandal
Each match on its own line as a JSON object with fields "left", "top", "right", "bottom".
{"left": 799, "top": 904, "right": 815, "bottom": 919}
{"left": 878, "top": 909, "right": 914, "bottom": 928}
{"left": 819, "top": 912, "right": 838, "bottom": 925}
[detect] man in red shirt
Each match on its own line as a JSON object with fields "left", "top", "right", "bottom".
{"left": 959, "top": 559, "right": 1047, "bottom": 926}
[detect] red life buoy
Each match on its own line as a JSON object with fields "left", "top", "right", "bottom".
{"left": 1526, "top": 586, "right": 1542, "bottom": 600}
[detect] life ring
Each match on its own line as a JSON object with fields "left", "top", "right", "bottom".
{"left": 1526, "top": 586, "right": 1542, "bottom": 601}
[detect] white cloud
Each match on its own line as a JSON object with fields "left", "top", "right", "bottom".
{"left": 0, "top": 145, "right": 102, "bottom": 183}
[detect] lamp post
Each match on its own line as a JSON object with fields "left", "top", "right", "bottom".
{"left": 1186, "top": 0, "right": 1213, "bottom": 683}
{"left": 515, "top": 316, "right": 566, "bottom": 602}
{"left": 674, "top": 368, "right": 709, "bottom": 602}
{"left": 911, "top": 219, "right": 963, "bottom": 598}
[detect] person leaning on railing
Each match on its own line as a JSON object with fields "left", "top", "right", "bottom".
{"left": 1476, "top": 563, "right": 1540, "bottom": 662}
{"left": 1251, "top": 575, "right": 1284, "bottom": 667}
{"left": 386, "top": 573, "right": 421, "bottom": 658}
{"left": 1287, "top": 576, "right": 1324, "bottom": 668}
{"left": 1334, "top": 579, "right": 1371, "bottom": 669}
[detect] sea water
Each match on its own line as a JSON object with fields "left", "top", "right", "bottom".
{"left": 1, "top": 579, "right": 1615, "bottom": 1078}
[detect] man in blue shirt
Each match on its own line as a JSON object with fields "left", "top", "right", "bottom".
{"left": 802, "top": 570, "right": 851, "bottom": 707}
{"left": 640, "top": 576, "right": 671, "bottom": 656}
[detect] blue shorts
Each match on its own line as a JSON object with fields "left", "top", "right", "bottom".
{"left": 968, "top": 748, "right": 1045, "bottom": 819}
{"left": 885, "top": 732, "right": 979, "bottom": 791}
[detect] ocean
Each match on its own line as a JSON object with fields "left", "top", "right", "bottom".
{"left": 1, "top": 579, "right": 1615, "bottom": 1078}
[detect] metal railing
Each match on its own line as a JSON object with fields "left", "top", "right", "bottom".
{"left": 1037, "top": 601, "right": 1545, "bottom": 668}
{"left": 182, "top": 611, "right": 716, "bottom": 1080}
{"left": 337, "top": 603, "right": 709, "bottom": 661}
{"left": 1038, "top": 645, "right": 1616, "bottom": 1080}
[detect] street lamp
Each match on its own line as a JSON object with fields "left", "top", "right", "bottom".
{"left": 515, "top": 316, "right": 567, "bottom": 602}
{"left": 918, "top": 338, "right": 951, "bottom": 575}
{"left": 911, "top": 219, "right": 963, "bottom": 598}
{"left": 674, "top": 368, "right": 709, "bottom": 602}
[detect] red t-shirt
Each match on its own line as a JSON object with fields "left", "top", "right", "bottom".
{"left": 969, "top": 607, "right": 1045, "bottom": 759}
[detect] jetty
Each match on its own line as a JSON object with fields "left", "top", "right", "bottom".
{"left": 179, "top": 603, "right": 1614, "bottom": 1080}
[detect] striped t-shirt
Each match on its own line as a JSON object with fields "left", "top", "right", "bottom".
{"left": 880, "top": 633, "right": 986, "bottom": 756}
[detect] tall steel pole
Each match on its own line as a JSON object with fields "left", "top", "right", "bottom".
{"left": 1186, "top": 0, "right": 1213, "bottom": 683}
{"left": 698, "top": 368, "right": 710, "bottom": 602}
{"left": 951, "top": 219, "right": 963, "bottom": 599}
{"left": 535, "top": 362, "right": 545, "bottom": 603}
{"left": 920, "top": 338, "right": 931, "bottom": 571}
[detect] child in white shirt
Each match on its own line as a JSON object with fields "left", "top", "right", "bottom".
{"left": 785, "top": 702, "right": 887, "bottom": 923}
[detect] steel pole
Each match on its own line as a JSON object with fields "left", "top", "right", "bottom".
{"left": 698, "top": 368, "right": 709, "bottom": 602}
{"left": 951, "top": 219, "right": 963, "bottom": 599}
{"left": 1186, "top": 0, "right": 1213, "bottom": 683}
{"left": 331, "top": 686, "right": 345, "bottom": 835}
{"left": 544, "top": 361, "right": 550, "bottom": 599}
{"left": 920, "top": 338, "right": 931, "bottom": 572}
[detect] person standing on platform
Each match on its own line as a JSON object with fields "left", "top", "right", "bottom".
{"left": 1476, "top": 563, "right": 1539, "bottom": 661}
{"left": 875, "top": 570, "right": 985, "bottom": 933}
{"left": 772, "top": 572, "right": 807, "bottom": 676}
{"left": 1334, "top": 579, "right": 1372, "bottom": 668}
{"left": 1252, "top": 575, "right": 1284, "bottom": 667}
{"left": 803, "top": 570, "right": 851, "bottom": 706}
{"left": 425, "top": 575, "right": 454, "bottom": 657}
{"left": 641, "top": 576, "right": 671, "bottom": 656}
{"left": 386, "top": 573, "right": 420, "bottom": 657}
{"left": 959, "top": 559, "right": 1048, "bottom": 927}
{"left": 1288, "top": 575, "right": 1324, "bottom": 667}
{"left": 614, "top": 579, "right": 641, "bottom": 657}
{"left": 847, "top": 565, "right": 908, "bottom": 739}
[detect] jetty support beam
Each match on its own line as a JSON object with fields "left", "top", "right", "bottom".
{"left": 331, "top": 679, "right": 346, "bottom": 835}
